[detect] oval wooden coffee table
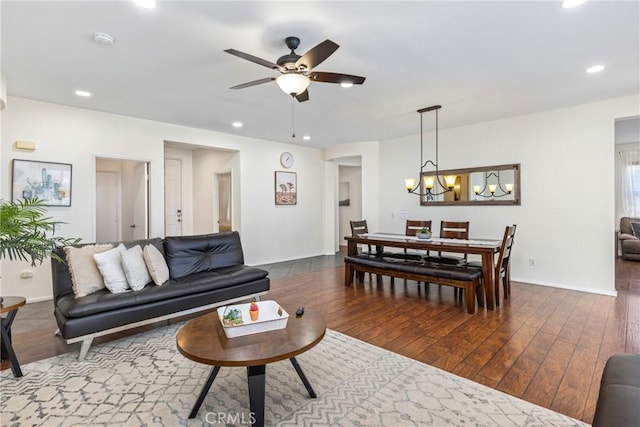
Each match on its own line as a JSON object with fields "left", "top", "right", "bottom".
{"left": 176, "top": 307, "right": 326, "bottom": 426}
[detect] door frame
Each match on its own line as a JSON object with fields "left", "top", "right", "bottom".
{"left": 93, "top": 155, "right": 151, "bottom": 243}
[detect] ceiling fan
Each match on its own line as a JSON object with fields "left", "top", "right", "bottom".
{"left": 225, "top": 36, "right": 366, "bottom": 102}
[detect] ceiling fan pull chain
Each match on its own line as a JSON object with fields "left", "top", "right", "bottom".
{"left": 291, "top": 95, "right": 296, "bottom": 138}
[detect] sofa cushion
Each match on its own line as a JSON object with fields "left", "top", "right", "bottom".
{"left": 65, "top": 244, "right": 114, "bottom": 298}
{"left": 121, "top": 245, "right": 152, "bottom": 291}
{"left": 56, "top": 265, "right": 269, "bottom": 318}
{"left": 52, "top": 238, "right": 165, "bottom": 301}
{"left": 143, "top": 244, "right": 169, "bottom": 285}
{"left": 630, "top": 221, "right": 640, "bottom": 237}
{"left": 93, "top": 244, "right": 129, "bottom": 293}
{"left": 165, "top": 231, "right": 245, "bottom": 279}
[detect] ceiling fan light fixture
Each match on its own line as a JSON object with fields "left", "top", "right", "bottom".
{"left": 276, "top": 73, "right": 310, "bottom": 96}
{"left": 132, "top": 0, "right": 156, "bottom": 9}
{"left": 561, "top": 0, "right": 586, "bottom": 8}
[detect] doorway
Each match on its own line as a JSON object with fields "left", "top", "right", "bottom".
{"left": 95, "top": 158, "right": 149, "bottom": 242}
{"left": 214, "top": 172, "right": 232, "bottom": 232}
{"left": 337, "top": 160, "right": 363, "bottom": 247}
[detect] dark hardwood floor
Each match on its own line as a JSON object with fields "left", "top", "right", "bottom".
{"left": 2, "top": 254, "right": 638, "bottom": 424}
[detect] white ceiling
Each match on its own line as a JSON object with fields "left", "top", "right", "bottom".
{"left": 2, "top": 1, "right": 639, "bottom": 148}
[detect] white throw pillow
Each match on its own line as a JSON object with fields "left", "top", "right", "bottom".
{"left": 143, "top": 244, "right": 169, "bottom": 286}
{"left": 65, "top": 244, "right": 114, "bottom": 298}
{"left": 93, "top": 244, "right": 129, "bottom": 293}
{"left": 120, "top": 245, "right": 152, "bottom": 291}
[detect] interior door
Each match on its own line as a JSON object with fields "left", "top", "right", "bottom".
{"left": 96, "top": 171, "right": 119, "bottom": 242}
{"left": 131, "top": 162, "right": 148, "bottom": 239}
{"left": 165, "top": 158, "right": 183, "bottom": 236}
{"left": 216, "top": 172, "right": 232, "bottom": 232}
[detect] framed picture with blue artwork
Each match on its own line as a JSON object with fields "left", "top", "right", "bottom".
{"left": 12, "top": 159, "right": 72, "bottom": 206}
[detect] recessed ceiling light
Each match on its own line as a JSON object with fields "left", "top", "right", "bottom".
{"left": 132, "top": 0, "right": 156, "bottom": 8}
{"left": 93, "top": 32, "right": 114, "bottom": 46}
{"left": 586, "top": 64, "right": 605, "bottom": 74}
{"left": 232, "top": 121, "right": 243, "bottom": 128}
{"left": 561, "top": 0, "right": 587, "bottom": 8}
{"left": 303, "top": 135, "right": 311, "bottom": 141}
{"left": 340, "top": 82, "right": 353, "bottom": 88}
{"left": 75, "top": 90, "right": 91, "bottom": 97}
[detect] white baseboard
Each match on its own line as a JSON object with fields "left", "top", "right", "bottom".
{"left": 512, "top": 277, "right": 617, "bottom": 297}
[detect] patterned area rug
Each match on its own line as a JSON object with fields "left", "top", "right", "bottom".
{"left": 1, "top": 323, "right": 587, "bottom": 427}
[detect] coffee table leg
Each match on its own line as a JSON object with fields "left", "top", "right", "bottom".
{"left": 290, "top": 357, "right": 316, "bottom": 398}
{"left": 247, "top": 365, "right": 266, "bottom": 427}
{"left": 189, "top": 365, "right": 220, "bottom": 419}
{"left": 1, "top": 310, "right": 23, "bottom": 378}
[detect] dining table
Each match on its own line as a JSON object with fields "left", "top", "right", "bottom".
{"left": 345, "top": 233, "right": 502, "bottom": 310}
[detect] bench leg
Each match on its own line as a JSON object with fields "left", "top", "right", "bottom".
{"left": 345, "top": 263, "right": 354, "bottom": 286}
{"left": 464, "top": 284, "right": 476, "bottom": 314}
{"left": 476, "top": 279, "right": 485, "bottom": 308}
{"left": 78, "top": 337, "right": 94, "bottom": 361}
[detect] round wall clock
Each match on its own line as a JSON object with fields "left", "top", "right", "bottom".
{"left": 280, "top": 152, "right": 294, "bottom": 169}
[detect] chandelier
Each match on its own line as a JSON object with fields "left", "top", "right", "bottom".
{"left": 404, "top": 105, "right": 453, "bottom": 199}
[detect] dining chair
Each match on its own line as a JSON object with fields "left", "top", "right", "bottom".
{"left": 493, "top": 224, "right": 517, "bottom": 303}
{"left": 468, "top": 224, "right": 517, "bottom": 305}
{"left": 349, "top": 219, "right": 376, "bottom": 284}
{"left": 425, "top": 220, "right": 470, "bottom": 265}
{"left": 405, "top": 220, "right": 432, "bottom": 259}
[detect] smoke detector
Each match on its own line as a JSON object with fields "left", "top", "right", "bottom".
{"left": 93, "top": 32, "right": 114, "bottom": 46}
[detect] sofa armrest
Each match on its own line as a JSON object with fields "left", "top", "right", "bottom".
{"left": 619, "top": 233, "right": 638, "bottom": 241}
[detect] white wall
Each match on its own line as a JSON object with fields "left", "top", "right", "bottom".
{"left": 1, "top": 97, "right": 325, "bottom": 301}
{"left": 377, "top": 95, "right": 640, "bottom": 296}
{"left": 3, "top": 95, "right": 637, "bottom": 301}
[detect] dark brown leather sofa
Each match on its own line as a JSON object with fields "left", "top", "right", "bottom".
{"left": 592, "top": 353, "right": 640, "bottom": 427}
{"left": 52, "top": 231, "right": 269, "bottom": 359}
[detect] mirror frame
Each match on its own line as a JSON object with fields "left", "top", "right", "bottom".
{"left": 419, "top": 163, "right": 521, "bottom": 206}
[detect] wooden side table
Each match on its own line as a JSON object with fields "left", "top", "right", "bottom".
{"left": 1, "top": 296, "right": 26, "bottom": 377}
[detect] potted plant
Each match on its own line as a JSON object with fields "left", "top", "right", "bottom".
{"left": 416, "top": 227, "right": 432, "bottom": 239}
{"left": 0, "top": 198, "right": 81, "bottom": 300}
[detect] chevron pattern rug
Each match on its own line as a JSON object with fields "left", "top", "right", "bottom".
{"left": 1, "top": 323, "right": 586, "bottom": 427}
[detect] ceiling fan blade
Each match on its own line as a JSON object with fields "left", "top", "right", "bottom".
{"left": 309, "top": 72, "right": 366, "bottom": 85}
{"left": 229, "top": 77, "right": 275, "bottom": 90}
{"left": 295, "top": 89, "right": 309, "bottom": 102}
{"left": 224, "top": 49, "right": 284, "bottom": 71}
{"left": 295, "top": 39, "right": 339, "bottom": 71}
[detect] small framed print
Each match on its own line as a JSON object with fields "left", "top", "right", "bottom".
{"left": 12, "top": 159, "right": 72, "bottom": 206}
{"left": 275, "top": 171, "right": 297, "bottom": 205}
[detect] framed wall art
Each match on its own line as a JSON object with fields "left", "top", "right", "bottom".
{"left": 12, "top": 159, "right": 72, "bottom": 206}
{"left": 275, "top": 171, "right": 297, "bottom": 205}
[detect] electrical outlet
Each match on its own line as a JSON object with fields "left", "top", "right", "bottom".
{"left": 20, "top": 270, "right": 34, "bottom": 279}
{"left": 528, "top": 258, "right": 535, "bottom": 267}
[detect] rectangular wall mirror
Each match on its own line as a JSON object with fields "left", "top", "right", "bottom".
{"left": 419, "top": 163, "right": 521, "bottom": 206}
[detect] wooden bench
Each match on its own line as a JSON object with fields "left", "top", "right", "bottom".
{"left": 345, "top": 254, "right": 484, "bottom": 314}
